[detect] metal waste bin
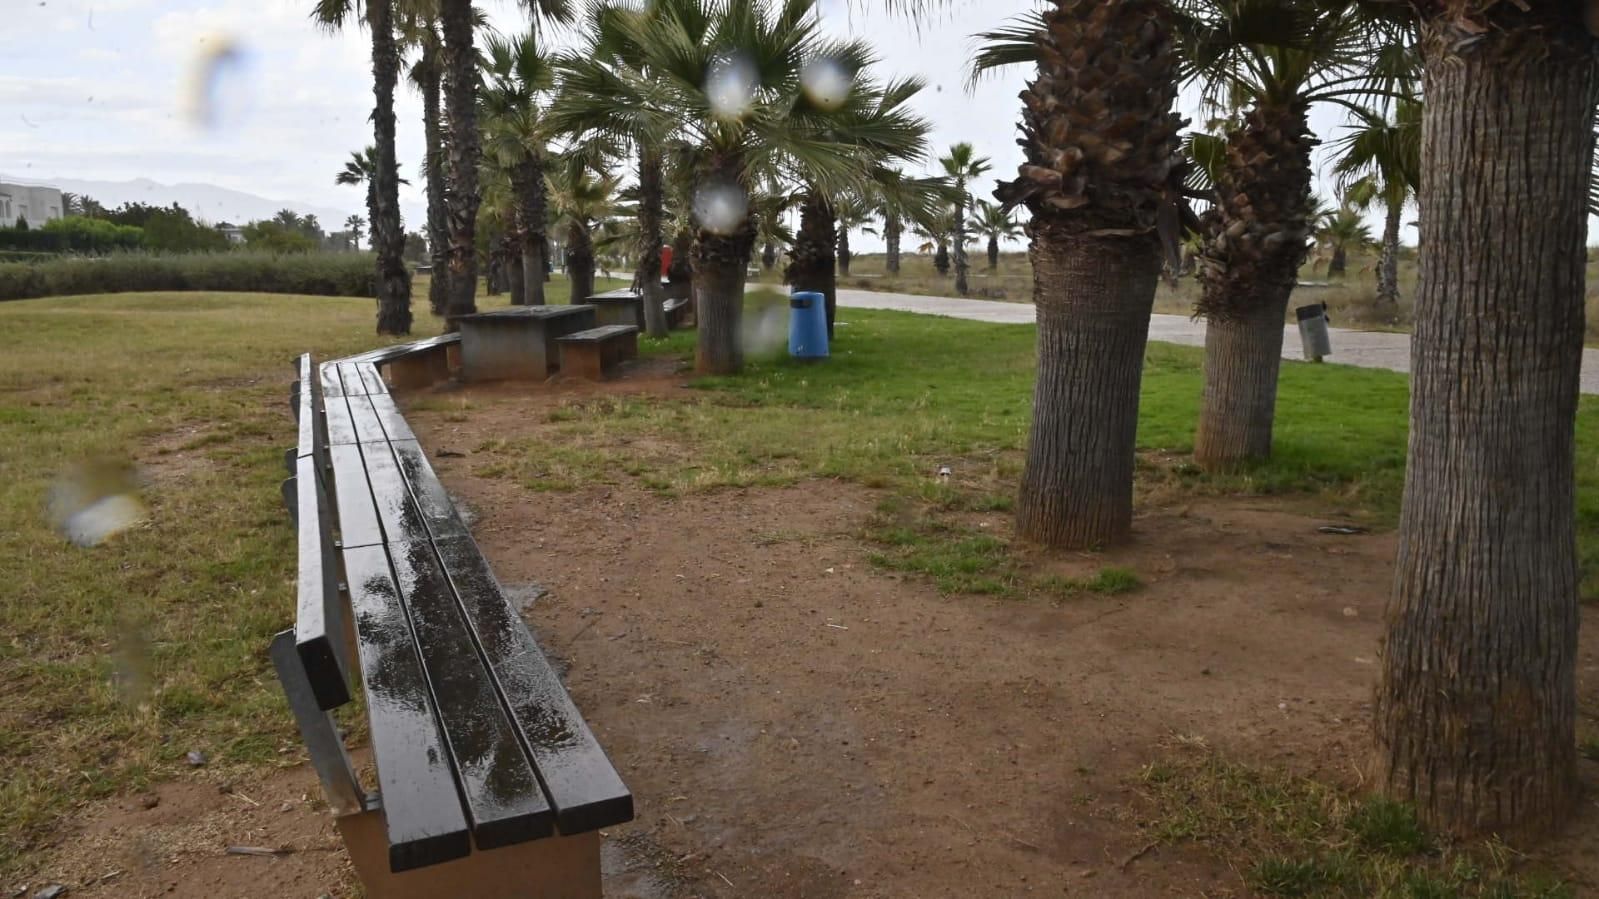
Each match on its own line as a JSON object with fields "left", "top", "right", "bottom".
{"left": 1296, "top": 302, "right": 1332, "bottom": 363}
{"left": 789, "top": 291, "right": 829, "bottom": 360}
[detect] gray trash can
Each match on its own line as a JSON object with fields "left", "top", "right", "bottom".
{"left": 1296, "top": 303, "right": 1332, "bottom": 363}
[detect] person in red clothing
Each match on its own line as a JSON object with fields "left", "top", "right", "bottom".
{"left": 659, "top": 243, "right": 673, "bottom": 280}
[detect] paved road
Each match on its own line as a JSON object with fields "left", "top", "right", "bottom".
{"left": 836, "top": 288, "right": 1599, "bottom": 395}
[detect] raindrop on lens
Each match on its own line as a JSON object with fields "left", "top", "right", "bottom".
{"left": 694, "top": 182, "right": 749, "bottom": 236}
{"left": 184, "top": 33, "right": 252, "bottom": 130}
{"left": 800, "top": 56, "right": 852, "bottom": 111}
{"left": 705, "top": 52, "right": 757, "bottom": 120}
{"left": 48, "top": 459, "right": 146, "bottom": 547}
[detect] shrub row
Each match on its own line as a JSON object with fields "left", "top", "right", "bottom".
{"left": 0, "top": 217, "right": 145, "bottom": 253}
{"left": 0, "top": 252, "right": 377, "bottom": 302}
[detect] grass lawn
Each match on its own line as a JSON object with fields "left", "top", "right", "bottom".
{"left": 1, "top": 285, "right": 1597, "bottom": 879}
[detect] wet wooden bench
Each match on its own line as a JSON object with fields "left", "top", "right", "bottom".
{"left": 273, "top": 354, "right": 632, "bottom": 898}
{"left": 345, "top": 333, "right": 462, "bottom": 390}
{"left": 557, "top": 325, "right": 638, "bottom": 381}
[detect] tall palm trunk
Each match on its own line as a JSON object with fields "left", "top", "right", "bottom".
{"left": 762, "top": 243, "right": 777, "bottom": 270}
{"left": 1192, "top": 101, "right": 1313, "bottom": 470}
{"left": 1017, "top": 227, "right": 1159, "bottom": 546}
{"left": 419, "top": 36, "right": 450, "bottom": 317}
{"left": 440, "top": 0, "right": 479, "bottom": 321}
{"left": 837, "top": 227, "right": 852, "bottom": 277}
{"left": 987, "top": 234, "right": 999, "bottom": 271}
{"left": 368, "top": 0, "right": 411, "bottom": 335}
{"left": 786, "top": 191, "right": 837, "bottom": 338}
{"left": 637, "top": 146, "right": 668, "bottom": 337}
{"left": 933, "top": 240, "right": 949, "bottom": 276}
{"left": 1328, "top": 245, "right": 1347, "bottom": 277}
{"left": 693, "top": 226, "right": 755, "bottom": 374}
{"left": 512, "top": 155, "right": 547, "bottom": 306}
{"left": 952, "top": 188, "right": 970, "bottom": 295}
{"left": 1377, "top": 198, "right": 1402, "bottom": 305}
{"left": 884, "top": 213, "right": 902, "bottom": 275}
{"left": 1007, "top": 0, "right": 1183, "bottom": 548}
{"left": 504, "top": 235, "right": 525, "bottom": 305}
{"left": 567, "top": 219, "right": 595, "bottom": 305}
{"left": 1376, "top": 17, "right": 1596, "bottom": 838}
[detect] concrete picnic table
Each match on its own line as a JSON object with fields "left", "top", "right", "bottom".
{"left": 585, "top": 289, "right": 646, "bottom": 330}
{"left": 450, "top": 305, "right": 598, "bottom": 382}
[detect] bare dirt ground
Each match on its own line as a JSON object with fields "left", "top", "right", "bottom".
{"left": 22, "top": 372, "right": 1599, "bottom": 899}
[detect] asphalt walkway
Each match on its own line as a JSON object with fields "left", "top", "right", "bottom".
{"left": 835, "top": 288, "right": 1599, "bottom": 395}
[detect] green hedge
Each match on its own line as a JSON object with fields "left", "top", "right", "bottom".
{"left": 0, "top": 217, "right": 145, "bottom": 254}
{"left": 0, "top": 252, "right": 377, "bottom": 302}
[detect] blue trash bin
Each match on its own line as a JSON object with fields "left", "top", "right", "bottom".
{"left": 788, "top": 291, "right": 829, "bottom": 360}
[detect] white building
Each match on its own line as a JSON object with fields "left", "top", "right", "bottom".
{"left": 0, "top": 181, "right": 65, "bottom": 228}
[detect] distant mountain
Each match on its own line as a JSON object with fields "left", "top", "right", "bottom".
{"left": 0, "top": 175, "right": 422, "bottom": 230}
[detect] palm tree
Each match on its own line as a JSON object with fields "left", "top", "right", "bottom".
{"left": 1313, "top": 203, "right": 1373, "bottom": 277}
{"left": 1331, "top": 95, "right": 1419, "bottom": 306}
{"left": 937, "top": 142, "right": 990, "bottom": 296}
{"left": 345, "top": 214, "right": 366, "bottom": 251}
{"left": 398, "top": 5, "right": 451, "bottom": 315}
{"left": 550, "top": 0, "right": 697, "bottom": 337}
{"left": 312, "top": 0, "right": 412, "bottom": 335}
{"left": 598, "top": 0, "right": 900, "bottom": 374}
{"left": 871, "top": 168, "right": 947, "bottom": 277}
{"left": 1355, "top": 0, "right": 1596, "bottom": 839}
{"left": 971, "top": 0, "right": 1186, "bottom": 549}
{"left": 911, "top": 206, "right": 955, "bottom": 276}
{"left": 834, "top": 195, "right": 874, "bottom": 278}
{"left": 1172, "top": 0, "right": 1411, "bottom": 471}
{"left": 549, "top": 161, "right": 621, "bottom": 305}
{"left": 973, "top": 199, "right": 1020, "bottom": 271}
{"left": 786, "top": 71, "right": 932, "bottom": 338}
{"left": 481, "top": 30, "right": 560, "bottom": 306}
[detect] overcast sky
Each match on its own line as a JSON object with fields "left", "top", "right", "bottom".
{"left": 5, "top": 0, "right": 1371, "bottom": 249}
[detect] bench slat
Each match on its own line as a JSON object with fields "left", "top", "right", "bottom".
{"left": 337, "top": 363, "right": 370, "bottom": 396}
{"left": 559, "top": 325, "right": 638, "bottom": 343}
{"left": 329, "top": 444, "right": 384, "bottom": 548}
{"left": 368, "top": 395, "right": 418, "bottom": 443}
{"left": 342, "top": 545, "right": 473, "bottom": 872}
{"left": 433, "top": 536, "right": 634, "bottom": 835}
{"left": 358, "top": 441, "right": 437, "bottom": 546}
{"left": 293, "top": 455, "right": 353, "bottom": 710}
{"left": 388, "top": 440, "right": 470, "bottom": 541}
{"left": 319, "top": 362, "right": 345, "bottom": 398}
{"left": 345, "top": 394, "right": 391, "bottom": 445}
{"left": 324, "top": 395, "right": 359, "bottom": 447}
{"left": 386, "top": 540, "right": 556, "bottom": 848}
{"left": 344, "top": 362, "right": 387, "bottom": 396}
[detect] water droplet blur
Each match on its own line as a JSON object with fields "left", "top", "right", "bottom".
{"left": 694, "top": 181, "right": 749, "bottom": 236}
{"left": 112, "top": 609, "right": 153, "bottom": 707}
{"left": 49, "top": 460, "right": 145, "bottom": 547}
{"left": 744, "top": 303, "right": 789, "bottom": 356}
{"left": 705, "top": 52, "right": 757, "bottom": 120}
{"left": 800, "top": 56, "right": 852, "bottom": 111}
{"left": 184, "top": 33, "right": 251, "bottom": 130}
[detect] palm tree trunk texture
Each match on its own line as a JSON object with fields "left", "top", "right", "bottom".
{"left": 440, "top": 0, "right": 480, "bottom": 322}
{"left": 1375, "top": 23, "right": 1596, "bottom": 838}
{"left": 988, "top": 235, "right": 999, "bottom": 271}
{"left": 638, "top": 147, "right": 668, "bottom": 337}
{"left": 1016, "top": 224, "right": 1158, "bottom": 548}
{"left": 952, "top": 187, "right": 971, "bottom": 295}
{"left": 567, "top": 220, "right": 595, "bottom": 305}
{"left": 1377, "top": 199, "right": 1402, "bottom": 305}
{"left": 885, "top": 214, "right": 902, "bottom": 275}
{"left": 512, "top": 157, "right": 547, "bottom": 306}
{"left": 837, "top": 228, "right": 852, "bottom": 277}
{"left": 505, "top": 239, "right": 526, "bottom": 306}
{"left": 762, "top": 243, "right": 777, "bottom": 271}
{"left": 1193, "top": 101, "right": 1312, "bottom": 471}
{"left": 420, "top": 38, "right": 450, "bottom": 317}
{"left": 1193, "top": 306, "right": 1287, "bottom": 465}
{"left": 368, "top": 0, "right": 411, "bottom": 335}
{"left": 1328, "top": 245, "right": 1347, "bottom": 278}
{"left": 693, "top": 227, "right": 755, "bottom": 375}
{"left": 787, "top": 193, "right": 837, "bottom": 339}
{"left": 934, "top": 241, "right": 949, "bottom": 276}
